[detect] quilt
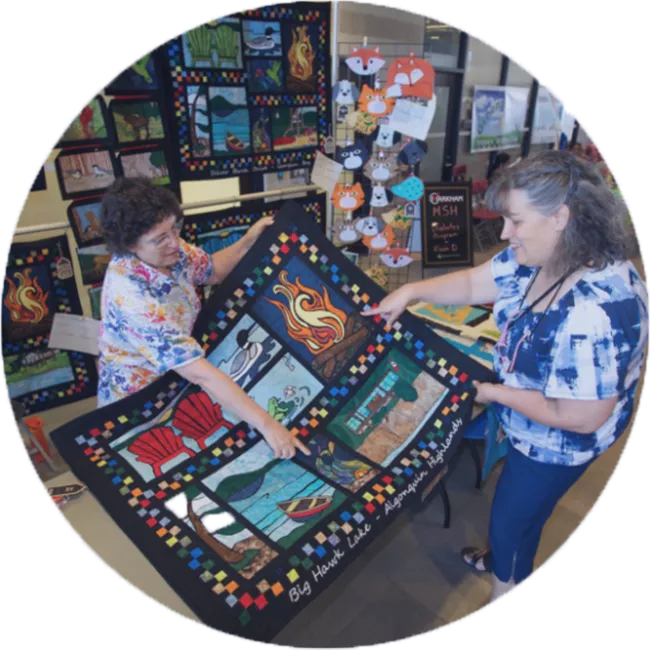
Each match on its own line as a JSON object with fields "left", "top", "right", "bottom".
{"left": 51, "top": 201, "right": 494, "bottom": 641}
{"left": 3, "top": 236, "right": 98, "bottom": 413}
{"left": 184, "top": 192, "right": 325, "bottom": 304}
{"left": 160, "top": 2, "right": 331, "bottom": 181}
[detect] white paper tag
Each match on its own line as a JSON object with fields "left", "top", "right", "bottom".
{"left": 49, "top": 314, "right": 101, "bottom": 356}
{"left": 388, "top": 96, "right": 437, "bottom": 140}
{"left": 311, "top": 152, "right": 343, "bottom": 195}
{"left": 56, "top": 257, "right": 74, "bottom": 280}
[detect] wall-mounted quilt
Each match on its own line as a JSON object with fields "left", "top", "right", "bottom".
{"left": 2, "top": 236, "right": 98, "bottom": 413}
{"left": 160, "top": 2, "right": 331, "bottom": 181}
{"left": 51, "top": 201, "right": 494, "bottom": 641}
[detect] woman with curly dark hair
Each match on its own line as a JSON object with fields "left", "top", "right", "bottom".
{"left": 365, "top": 150, "right": 648, "bottom": 599}
{"left": 97, "top": 177, "right": 309, "bottom": 460}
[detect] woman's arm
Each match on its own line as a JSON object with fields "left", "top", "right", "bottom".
{"left": 206, "top": 217, "right": 274, "bottom": 285}
{"left": 474, "top": 381, "right": 617, "bottom": 434}
{"left": 176, "top": 357, "right": 309, "bottom": 458}
{"left": 363, "top": 258, "right": 498, "bottom": 327}
{"left": 408, "top": 258, "right": 499, "bottom": 306}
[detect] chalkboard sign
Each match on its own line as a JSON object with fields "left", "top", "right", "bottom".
{"left": 421, "top": 182, "right": 473, "bottom": 267}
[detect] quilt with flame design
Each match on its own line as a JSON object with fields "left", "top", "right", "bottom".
{"left": 51, "top": 201, "right": 493, "bottom": 641}
{"left": 2, "top": 235, "right": 98, "bottom": 413}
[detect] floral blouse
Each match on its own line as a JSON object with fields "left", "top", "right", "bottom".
{"left": 97, "top": 240, "right": 213, "bottom": 407}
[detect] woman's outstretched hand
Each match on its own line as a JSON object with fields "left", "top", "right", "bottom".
{"left": 362, "top": 285, "right": 414, "bottom": 328}
{"left": 244, "top": 216, "right": 275, "bottom": 248}
{"left": 260, "top": 417, "right": 311, "bottom": 460}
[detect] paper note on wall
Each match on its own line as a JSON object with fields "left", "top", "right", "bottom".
{"left": 311, "top": 152, "right": 343, "bottom": 195}
{"left": 388, "top": 96, "right": 437, "bottom": 140}
{"left": 49, "top": 314, "right": 101, "bottom": 356}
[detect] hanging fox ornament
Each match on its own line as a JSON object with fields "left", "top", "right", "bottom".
{"left": 386, "top": 51, "right": 435, "bottom": 99}
{"left": 380, "top": 247, "right": 414, "bottom": 268}
{"left": 345, "top": 46, "right": 386, "bottom": 76}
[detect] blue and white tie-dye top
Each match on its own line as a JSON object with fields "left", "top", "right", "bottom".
{"left": 491, "top": 246, "right": 648, "bottom": 466}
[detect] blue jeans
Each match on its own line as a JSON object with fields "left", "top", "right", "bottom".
{"left": 489, "top": 444, "right": 592, "bottom": 583}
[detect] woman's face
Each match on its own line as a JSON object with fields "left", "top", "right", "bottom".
{"left": 130, "top": 215, "right": 182, "bottom": 269}
{"left": 499, "top": 189, "right": 566, "bottom": 268}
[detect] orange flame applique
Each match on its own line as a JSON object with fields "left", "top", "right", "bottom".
{"left": 288, "top": 26, "right": 315, "bottom": 81}
{"left": 3, "top": 269, "right": 50, "bottom": 323}
{"left": 265, "top": 271, "right": 348, "bottom": 354}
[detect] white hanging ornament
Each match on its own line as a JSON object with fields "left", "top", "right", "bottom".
{"left": 55, "top": 244, "right": 73, "bottom": 280}
{"left": 324, "top": 124, "right": 335, "bottom": 155}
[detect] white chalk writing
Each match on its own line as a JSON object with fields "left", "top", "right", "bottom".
{"left": 384, "top": 469, "right": 429, "bottom": 515}
{"left": 311, "top": 548, "right": 345, "bottom": 583}
{"left": 427, "top": 417, "right": 463, "bottom": 467}
{"left": 289, "top": 580, "right": 312, "bottom": 603}
{"left": 347, "top": 522, "right": 372, "bottom": 549}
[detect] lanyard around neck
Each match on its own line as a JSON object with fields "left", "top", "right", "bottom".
{"left": 517, "top": 268, "right": 570, "bottom": 322}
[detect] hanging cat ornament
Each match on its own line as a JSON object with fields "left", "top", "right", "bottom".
{"left": 367, "top": 109, "right": 396, "bottom": 209}
{"left": 392, "top": 139, "right": 427, "bottom": 204}
{"left": 332, "top": 183, "right": 365, "bottom": 245}
{"left": 363, "top": 150, "right": 400, "bottom": 184}
{"left": 331, "top": 182, "right": 365, "bottom": 212}
{"left": 358, "top": 79, "right": 395, "bottom": 118}
{"left": 363, "top": 223, "right": 396, "bottom": 252}
{"left": 332, "top": 80, "right": 360, "bottom": 122}
{"left": 352, "top": 79, "right": 394, "bottom": 136}
{"left": 336, "top": 138, "right": 370, "bottom": 171}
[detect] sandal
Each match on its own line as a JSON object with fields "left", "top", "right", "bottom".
{"left": 461, "top": 546, "right": 493, "bottom": 574}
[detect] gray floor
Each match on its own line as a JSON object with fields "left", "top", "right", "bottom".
{"left": 33, "top": 238, "right": 644, "bottom": 646}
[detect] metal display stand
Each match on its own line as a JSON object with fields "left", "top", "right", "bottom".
{"left": 332, "top": 36, "right": 426, "bottom": 293}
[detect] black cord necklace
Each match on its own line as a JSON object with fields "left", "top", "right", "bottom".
{"left": 498, "top": 268, "right": 573, "bottom": 373}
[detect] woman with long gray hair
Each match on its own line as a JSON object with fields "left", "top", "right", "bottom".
{"left": 364, "top": 150, "right": 648, "bottom": 600}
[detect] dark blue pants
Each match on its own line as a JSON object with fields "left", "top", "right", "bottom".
{"left": 489, "top": 444, "right": 592, "bottom": 584}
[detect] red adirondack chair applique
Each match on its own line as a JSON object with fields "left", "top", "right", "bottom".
{"left": 128, "top": 426, "right": 196, "bottom": 477}
{"left": 172, "top": 391, "right": 233, "bottom": 450}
